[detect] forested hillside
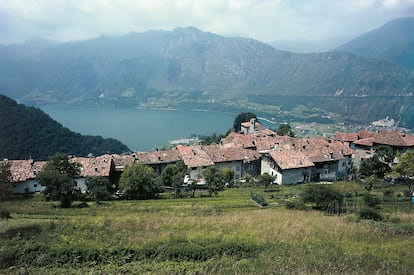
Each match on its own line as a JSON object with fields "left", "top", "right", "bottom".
{"left": 0, "top": 95, "right": 129, "bottom": 160}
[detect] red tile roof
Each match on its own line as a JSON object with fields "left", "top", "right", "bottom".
{"left": 201, "top": 144, "right": 260, "bottom": 163}
{"left": 373, "top": 130, "right": 414, "bottom": 147}
{"left": 70, "top": 155, "right": 113, "bottom": 177}
{"left": 136, "top": 149, "right": 181, "bottom": 165}
{"left": 241, "top": 121, "right": 251, "bottom": 128}
{"left": 358, "top": 130, "right": 374, "bottom": 139}
{"left": 334, "top": 130, "right": 413, "bottom": 148}
{"left": 176, "top": 145, "right": 215, "bottom": 168}
{"left": 269, "top": 150, "right": 314, "bottom": 170}
{"left": 334, "top": 132, "right": 359, "bottom": 142}
{"left": 354, "top": 137, "right": 374, "bottom": 147}
{"left": 110, "top": 154, "right": 135, "bottom": 171}
{"left": 0, "top": 160, "right": 35, "bottom": 182}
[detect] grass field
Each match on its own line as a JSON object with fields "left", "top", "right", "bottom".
{"left": 1, "top": 182, "right": 413, "bottom": 274}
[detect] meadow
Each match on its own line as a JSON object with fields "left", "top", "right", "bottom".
{"left": 1, "top": 182, "right": 413, "bottom": 274}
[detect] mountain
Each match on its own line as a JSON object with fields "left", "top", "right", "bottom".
{"left": 271, "top": 36, "right": 351, "bottom": 53}
{"left": 336, "top": 17, "right": 414, "bottom": 69}
{"left": 0, "top": 25, "right": 413, "bottom": 128}
{"left": 0, "top": 95, "right": 129, "bottom": 160}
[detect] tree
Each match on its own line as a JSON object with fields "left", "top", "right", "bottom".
{"left": 233, "top": 112, "right": 257, "bottom": 132}
{"left": 277, "top": 123, "right": 295, "bottom": 137}
{"left": 392, "top": 149, "right": 414, "bottom": 180}
{"left": 375, "top": 145, "right": 395, "bottom": 165}
{"left": 199, "top": 133, "right": 228, "bottom": 145}
{"left": 119, "top": 163, "right": 160, "bottom": 200}
{"left": 160, "top": 161, "right": 188, "bottom": 198}
{"left": 301, "top": 185, "right": 344, "bottom": 211}
{"left": 0, "top": 162, "right": 13, "bottom": 201}
{"left": 221, "top": 168, "right": 235, "bottom": 187}
{"left": 202, "top": 166, "right": 226, "bottom": 196}
{"left": 37, "top": 153, "right": 81, "bottom": 208}
{"left": 359, "top": 146, "right": 394, "bottom": 178}
{"left": 258, "top": 173, "right": 275, "bottom": 188}
{"left": 86, "top": 176, "right": 110, "bottom": 202}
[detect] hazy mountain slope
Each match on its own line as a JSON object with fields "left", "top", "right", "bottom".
{"left": 336, "top": 17, "right": 414, "bottom": 69}
{"left": 0, "top": 25, "right": 413, "bottom": 127}
{"left": 0, "top": 95, "right": 129, "bottom": 160}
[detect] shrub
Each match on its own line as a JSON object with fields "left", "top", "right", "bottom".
{"left": 285, "top": 200, "right": 308, "bottom": 210}
{"left": 250, "top": 192, "right": 267, "bottom": 207}
{"left": 0, "top": 209, "right": 11, "bottom": 219}
{"left": 359, "top": 207, "right": 383, "bottom": 221}
{"left": 301, "top": 185, "right": 344, "bottom": 211}
{"left": 363, "top": 193, "right": 381, "bottom": 208}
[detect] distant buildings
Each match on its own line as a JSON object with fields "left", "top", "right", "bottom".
{"left": 334, "top": 129, "right": 414, "bottom": 167}
{"left": 5, "top": 120, "right": 414, "bottom": 194}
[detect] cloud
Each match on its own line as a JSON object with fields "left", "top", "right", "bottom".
{"left": 0, "top": 0, "right": 413, "bottom": 44}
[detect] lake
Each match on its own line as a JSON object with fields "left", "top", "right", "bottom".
{"left": 41, "top": 106, "right": 238, "bottom": 151}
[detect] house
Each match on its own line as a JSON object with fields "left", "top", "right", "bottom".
{"left": 261, "top": 150, "right": 314, "bottom": 185}
{"left": 136, "top": 149, "right": 182, "bottom": 176}
{"left": 240, "top": 118, "right": 277, "bottom": 136}
{"left": 70, "top": 155, "right": 114, "bottom": 193}
{"left": 335, "top": 130, "right": 414, "bottom": 151}
{"left": 0, "top": 159, "right": 47, "bottom": 194}
{"left": 335, "top": 130, "right": 414, "bottom": 168}
{"left": 261, "top": 137, "right": 354, "bottom": 184}
{"left": 201, "top": 144, "right": 261, "bottom": 179}
{"left": 176, "top": 145, "right": 215, "bottom": 179}
{"left": 222, "top": 131, "right": 289, "bottom": 152}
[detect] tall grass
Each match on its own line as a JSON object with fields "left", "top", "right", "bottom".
{"left": 1, "top": 184, "right": 413, "bottom": 274}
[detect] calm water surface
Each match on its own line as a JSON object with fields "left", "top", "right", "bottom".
{"left": 41, "top": 106, "right": 237, "bottom": 151}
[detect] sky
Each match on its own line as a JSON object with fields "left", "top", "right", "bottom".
{"left": 0, "top": 0, "right": 414, "bottom": 45}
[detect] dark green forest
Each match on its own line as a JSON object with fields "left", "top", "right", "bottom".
{"left": 0, "top": 95, "right": 129, "bottom": 160}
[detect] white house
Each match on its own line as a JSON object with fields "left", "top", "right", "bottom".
{"left": 70, "top": 155, "right": 114, "bottom": 193}
{"left": 261, "top": 150, "right": 314, "bottom": 185}
{"left": 0, "top": 159, "right": 47, "bottom": 194}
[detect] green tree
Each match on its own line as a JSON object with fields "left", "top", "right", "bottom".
{"left": 240, "top": 173, "right": 255, "bottom": 185}
{"left": 119, "top": 163, "right": 160, "bottom": 200}
{"left": 375, "top": 145, "right": 395, "bottom": 164}
{"left": 277, "top": 123, "right": 295, "bottom": 137}
{"left": 160, "top": 161, "right": 188, "bottom": 198}
{"left": 359, "top": 146, "right": 394, "bottom": 178}
{"left": 86, "top": 176, "right": 110, "bottom": 202}
{"left": 392, "top": 149, "right": 414, "bottom": 179}
{"left": 37, "top": 153, "right": 81, "bottom": 208}
{"left": 0, "top": 162, "right": 13, "bottom": 201}
{"left": 301, "top": 185, "right": 344, "bottom": 211}
{"left": 202, "top": 166, "right": 226, "bottom": 196}
{"left": 258, "top": 173, "right": 276, "bottom": 188}
{"left": 221, "top": 168, "right": 235, "bottom": 187}
{"left": 199, "top": 133, "right": 228, "bottom": 145}
{"left": 233, "top": 112, "right": 257, "bottom": 132}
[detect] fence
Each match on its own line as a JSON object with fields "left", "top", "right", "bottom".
{"left": 325, "top": 200, "right": 412, "bottom": 215}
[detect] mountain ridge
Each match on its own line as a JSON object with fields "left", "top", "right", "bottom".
{"left": 0, "top": 24, "right": 413, "bottom": 127}
{"left": 336, "top": 17, "right": 414, "bottom": 69}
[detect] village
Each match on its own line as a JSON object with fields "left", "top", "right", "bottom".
{"left": 3, "top": 117, "right": 414, "bottom": 195}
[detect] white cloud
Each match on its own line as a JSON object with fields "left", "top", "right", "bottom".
{"left": 0, "top": 0, "right": 413, "bottom": 44}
